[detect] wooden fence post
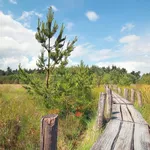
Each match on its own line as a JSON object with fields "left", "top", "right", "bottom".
{"left": 131, "top": 89, "right": 135, "bottom": 103}
{"left": 40, "top": 114, "right": 58, "bottom": 150}
{"left": 106, "top": 88, "right": 112, "bottom": 120}
{"left": 124, "top": 88, "right": 128, "bottom": 100}
{"left": 97, "top": 92, "right": 106, "bottom": 129}
{"left": 118, "top": 87, "right": 121, "bottom": 95}
{"left": 137, "top": 91, "right": 143, "bottom": 107}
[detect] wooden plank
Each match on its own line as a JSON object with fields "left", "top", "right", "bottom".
{"left": 121, "top": 105, "right": 133, "bottom": 122}
{"left": 114, "top": 122, "right": 134, "bottom": 150}
{"left": 134, "top": 124, "right": 150, "bottom": 150}
{"left": 112, "top": 104, "right": 122, "bottom": 120}
{"left": 114, "top": 92, "right": 132, "bottom": 104}
{"left": 91, "top": 120, "right": 121, "bottom": 150}
{"left": 112, "top": 94, "right": 120, "bottom": 104}
{"left": 112, "top": 92, "right": 125, "bottom": 104}
{"left": 127, "top": 105, "right": 148, "bottom": 125}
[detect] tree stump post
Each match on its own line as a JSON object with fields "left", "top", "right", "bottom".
{"left": 40, "top": 114, "right": 58, "bottom": 150}
{"left": 106, "top": 88, "right": 112, "bottom": 120}
{"left": 124, "top": 88, "right": 128, "bottom": 100}
{"left": 97, "top": 92, "right": 106, "bottom": 129}
{"left": 118, "top": 87, "right": 121, "bottom": 95}
{"left": 131, "top": 89, "right": 135, "bottom": 103}
{"left": 137, "top": 91, "right": 143, "bottom": 107}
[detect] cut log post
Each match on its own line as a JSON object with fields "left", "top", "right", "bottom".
{"left": 106, "top": 88, "right": 112, "bottom": 120}
{"left": 114, "top": 85, "right": 118, "bottom": 92}
{"left": 97, "top": 92, "right": 106, "bottom": 129}
{"left": 118, "top": 87, "right": 121, "bottom": 95}
{"left": 131, "top": 89, "right": 135, "bottom": 103}
{"left": 124, "top": 88, "right": 128, "bottom": 100}
{"left": 40, "top": 114, "right": 58, "bottom": 150}
{"left": 137, "top": 91, "right": 143, "bottom": 107}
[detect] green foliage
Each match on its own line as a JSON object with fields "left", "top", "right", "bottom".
{"left": 19, "top": 7, "right": 77, "bottom": 108}
{"left": 119, "top": 74, "right": 136, "bottom": 85}
{"left": 138, "top": 73, "right": 150, "bottom": 84}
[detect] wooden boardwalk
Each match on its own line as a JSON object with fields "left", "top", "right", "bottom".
{"left": 91, "top": 92, "right": 150, "bottom": 150}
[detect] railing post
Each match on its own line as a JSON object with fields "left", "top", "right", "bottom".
{"left": 124, "top": 88, "right": 128, "bottom": 99}
{"left": 118, "top": 87, "right": 121, "bottom": 95}
{"left": 137, "top": 91, "right": 143, "bottom": 107}
{"left": 131, "top": 89, "right": 135, "bottom": 103}
{"left": 106, "top": 88, "right": 112, "bottom": 120}
{"left": 40, "top": 114, "right": 58, "bottom": 150}
{"left": 97, "top": 92, "right": 106, "bottom": 129}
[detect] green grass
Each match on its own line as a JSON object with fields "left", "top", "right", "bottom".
{"left": 0, "top": 84, "right": 47, "bottom": 149}
{"left": 0, "top": 84, "right": 105, "bottom": 150}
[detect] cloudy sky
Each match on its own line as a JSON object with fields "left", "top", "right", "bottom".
{"left": 0, "top": 0, "right": 150, "bottom": 74}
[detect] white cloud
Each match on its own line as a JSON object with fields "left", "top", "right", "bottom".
{"left": 96, "top": 61, "right": 149, "bottom": 73}
{"left": 18, "top": 11, "right": 42, "bottom": 28}
{"left": 66, "top": 22, "right": 74, "bottom": 31}
{"left": 104, "top": 36, "right": 114, "bottom": 42}
{"left": 9, "top": 0, "right": 17, "bottom": 4}
{"left": 121, "top": 23, "right": 135, "bottom": 32}
{"left": 0, "top": 11, "right": 41, "bottom": 70}
{"left": 70, "top": 43, "right": 90, "bottom": 58}
{"left": 85, "top": 11, "right": 99, "bottom": 21}
{"left": 119, "top": 35, "right": 140, "bottom": 43}
{"left": 51, "top": 5, "right": 58, "bottom": 11}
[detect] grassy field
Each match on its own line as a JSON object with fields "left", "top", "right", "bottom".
{"left": 0, "top": 84, "right": 104, "bottom": 150}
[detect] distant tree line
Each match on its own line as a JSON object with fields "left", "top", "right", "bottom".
{"left": 0, "top": 65, "right": 150, "bottom": 85}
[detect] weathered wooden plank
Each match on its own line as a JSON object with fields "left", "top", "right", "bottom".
{"left": 40, "top": 114, "right": 58, "bottom": 150}
{"left": 114, "top": 92, "right": 132, "bottom": 104}
{"left": 124, "top": 88, "right": 128, "bottom": 100}
{"left": 112, "top": 92, "right": 125, "bottom": 104}
{"left": 112, "top": 104, "right": 122, "bottom": 120}
{"left": 106, "top": 88, "right": 112, "bottom": 119}
{"left": 137, "top": 91, "right": 143, "bottom": 107}
{"left": 131, "top": 89, "right": 135, "bottom": 104}
{"left": 134, "top": 124, "right": 150, "bottom": 150}
{"left": 127, "top": 105, "right": 148, "bottom": 125}
{"left": 91, "top": 120, "right": 121, "bottom": 150}
{"left": 114, "top": 122, "right": 134, "bottom": 150}
{"left": 121, "top": 105, "right": 133, "bottom": 122}
{"left": 97, "top": 92, "right": 106, "bottom": 129}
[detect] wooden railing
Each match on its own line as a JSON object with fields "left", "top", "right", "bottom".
{"left": 111, "top": 85, "right": 143, "bottom": 107}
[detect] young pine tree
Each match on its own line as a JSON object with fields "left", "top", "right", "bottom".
{"left": 19, "top": 7, "right": 77, "bottom": 106}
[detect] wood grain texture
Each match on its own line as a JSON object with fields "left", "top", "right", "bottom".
{"left": 113, "top": 122, "right": 134, "bottom": 150}
{"left": 121, "top": 105, "right": 133, "bottom": 122}
{"left": 106, "top": 88, "right": 112, "bottom": 119}
{"left": 134, "top": 124, "right": 150, "bottom": 150}
{"left": 91, "top": 91, "right": 150, "bottom": 150}
{"left": 112, "top": 104, "right": 122, "bottom": 120}
{"left": 112, "top": 92, "right": 125, "bottom": 104}
{"left": 40, "top": 114, "right": 58, "bottom": 150}
{"left": 97, "top": 92, "right": 106, "bottom": 129}
{"left": 131, "top": 89, "right": 135, "bottom": 104}
{"left": 127, "top": 105, "right": 148, "bottom": 125}
{"left": 114, "top": 92, "right": 132, "bottom": 104}
{"left": 91, "top": 120, "right": 121, "bottom": 150}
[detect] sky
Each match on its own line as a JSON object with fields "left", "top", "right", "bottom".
{"left": 0, "top": 0, "right": 150, "bottom": 74}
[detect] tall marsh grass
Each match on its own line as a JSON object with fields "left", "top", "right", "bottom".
{"left": 0, "top": 84, "right": 105, "bottom": 150}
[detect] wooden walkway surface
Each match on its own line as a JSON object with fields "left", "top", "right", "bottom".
{"left": 91, "top": 92, "right": 150, "bottom": 150}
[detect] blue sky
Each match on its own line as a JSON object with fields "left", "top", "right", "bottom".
{"left": 0, "top": 0, "right": 150, "bottom": 73}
